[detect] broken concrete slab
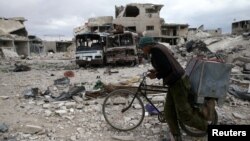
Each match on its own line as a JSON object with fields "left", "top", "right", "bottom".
{"left": 20, "top": 125, "right": 43, "bottom": 134}
{"left": 22, "top": 88, "right": 39, "bottom": 99}
{"left": 0, "top": 48, "right": 19, "bottom": 59}
{"left": 13, "top": 63, "right": 31, "bottom": 72}
{"left": 0, "top": 96, "right": 10, "bottom": 100}
{"left": 55, "top": 110, "right": 67, "bottom": 116}
{"left": 232, "top": 112, "right": 249, "bottom": 120}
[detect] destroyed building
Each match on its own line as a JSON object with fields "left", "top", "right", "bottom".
{"left": 43, "top": 40, "right": 73, "bottom": 53}
{"left": 88, "top": 16, "right": 113, "bottom": 33}
{"left": 203, "top": 28, "right": 222, "bottom": 36}
{"left": 0, "top": 17, "right": 30, "bottom": 57}
{"left": 187, "top": 25, "right": 222, "bottom": 41}
{"left": 160, "top": 23, "right": 189, "bottom": 45}
{"left": 232, "top": 20, "right": 250, "bottom": 35}
{"left": 113, "top": 3, "right": 189, "bottom": 45}
{"left": 113, "top": 3, "right": 164, "bottom": 36}
{"left": 74, "top": 3, "right": 189, "bottom": 45}
{"left": 1, "top": 17, "right": 75, "bottom": 57}
{"left": 28, "top": 35, "right": 44, "bottom": 55}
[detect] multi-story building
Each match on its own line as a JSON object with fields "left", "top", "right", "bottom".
{"left": 113, "top": 3, "right": 189, "bottom": 45}
{"left": 0, "top": 17, "right": 30, "bottom": 56}
{"left": 74, "top": 3, "right": 189, "bottom": 45}
{"left": 232, "top": 20, "right": 250, "bottom": 35}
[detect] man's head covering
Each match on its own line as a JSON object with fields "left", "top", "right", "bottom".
{"left": 139, "top": 36, "right": 155, "bottom": 48}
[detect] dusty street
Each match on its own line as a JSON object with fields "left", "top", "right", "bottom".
{"left": 0, "top": 58, "right": 250, "bottom": 141}
{"left": 1, "top": 1, "right": 250, "bottom": 141}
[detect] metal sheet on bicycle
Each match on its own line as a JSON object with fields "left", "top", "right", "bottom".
{"left": 185, "top": 57, "right": 233, "bottom": 105}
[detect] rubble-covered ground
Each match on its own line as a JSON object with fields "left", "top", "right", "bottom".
{"left": 1, "top": 34, "right": 250, "bottom": 141}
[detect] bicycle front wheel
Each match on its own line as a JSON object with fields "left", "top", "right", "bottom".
{"left": 102, "top": 89, "right": 145, "bottom": 131}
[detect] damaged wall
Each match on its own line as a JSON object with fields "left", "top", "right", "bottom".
{"left": 88, "top": 16, "right": 113, "bottom": 33}
{"left": 0, "top": 17, "right": 30, "bottom": 56}
{"left": 204, "top": 28, "right": 222, "bottom": 36}
{"left": 0, "top": 17, "right": 27, "bottom": 36}
{"left": 28, "top": 35, "right": 45, "bottom": 55}
{"left": 74, "top": 3, "right": 189, "bottom": 45}
{"left": 14, "top": 40, "right": 30, "bottom": 56}
{"left": 113, "top": 3, "right": 163, "bottom": 36}
{"left": 44, "top": 41, "right": 56, "bottom": 53}
{"left": 160, "top": 24, "right": 189, "bottom": 45}
{"left": 112, "top": 3, "right": 189, "bottom": 45}
{"left": 44, "top": 41, "right": 73, "bottom": 53}
{"left": 74, "top": 16, "right": 113, "bottom": 35}
{"left": 232, "top": 20, "right": 250, "bottom": 35}
{"left": 0, "top": 37, "right": 14, "bottom": 50}
{"left": 187, "top": 25, "right": 222, "bottom": 41}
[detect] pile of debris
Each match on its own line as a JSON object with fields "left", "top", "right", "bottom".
{"left": 0, "top": 48, "right": 19, "bottom": 60}
{"left": 176, "top": 34, "right": 250, "bottom": 102}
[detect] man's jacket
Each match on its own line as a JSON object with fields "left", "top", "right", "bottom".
{"left": 150, "top": 43, "right": 185, "bottom": 85}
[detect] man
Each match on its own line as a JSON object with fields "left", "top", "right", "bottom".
{"left": 138, "top": 36, "right": 215, "bottom": 141}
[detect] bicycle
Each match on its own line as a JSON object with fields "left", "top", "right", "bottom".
{"left": 102, "top": 72, "right": 218, "bottom": 137}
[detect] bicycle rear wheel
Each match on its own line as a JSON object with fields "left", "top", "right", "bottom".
{"left": 179, "top": 110, "right": 218, "bottom": 137}
{"left": 102, "top": 89, "right": 145, "bottom": 131}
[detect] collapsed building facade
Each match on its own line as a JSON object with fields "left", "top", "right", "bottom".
{"left": 0, "top": 17, "right": 30, "bottom": 57}
{"left": 113, "top": 3, "right": 189, "bottom": 45}
{"left": 187, "top": 25, "right": 222, "bottom": 41}
{"left": 74, "top": 16, "right": 113, "bottom": 35}
{"left": 74, "top": 3, "right": 189, "bottom": 45}
{"left": 28, "top": 35, "right": 44, "bottom": 55}
{"left": 232, "top": 20, "right": 250, "bottom": 35}
{"left": 0, "top": 17, "right": 46, "bottom": 57}
{"left": 0, "top": 17, "right": 72, "bottom": 57}
{"left": 43, "top": 40, "right": 74, "bottom": 53}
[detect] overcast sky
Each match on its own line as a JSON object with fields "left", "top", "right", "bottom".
{"left": 0, "top": 0, "right": 249, "bottom": 39}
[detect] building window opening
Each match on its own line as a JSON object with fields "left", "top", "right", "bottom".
{"left": 126, "top": 26, "right": 136, "bottom": 32}
{"left": 124, "top": 6, "right": 139, "bottom": 17}
{"left": 146, "top": 26, "right": 154, "bottom": 31}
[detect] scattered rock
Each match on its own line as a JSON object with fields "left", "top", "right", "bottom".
{"left": 55, "top": 110, "right": 67, "bottom": 116}
{"left": 232, "top": 112, "right": 248, "bottom": 120}
{"left": 13, "top": 63, "right": 31, "bottom": 72}
{"left": 0, "top": 122, "right": 8, "bottom": 133}
{"left": 44, "top": 110, "right": 53, "bottom": 117}
{"left": 21, "top": 125, "right": 43, "bottom": 134}
{"left": 72, "top": 96, "right": 83, "bottom": 103}
{"left": 0, "top": 96, "right": 10, "bottom": 100}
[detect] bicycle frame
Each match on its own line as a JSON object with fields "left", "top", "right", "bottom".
{"left": 121, "top": 72, "right": 168, "bottom": 117}
{"left": 107, "top": 72, "right": 218, "bottom": 136}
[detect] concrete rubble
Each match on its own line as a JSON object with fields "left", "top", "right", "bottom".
{"left": 1, "top": 32, "right": 250, "bottom": 141}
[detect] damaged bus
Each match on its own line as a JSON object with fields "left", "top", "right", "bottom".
{"left": 75, "top": 33, "right": 105, "bottom": 67}
{"left": 105, "top": 32, "right": 139, "bottom": 66}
